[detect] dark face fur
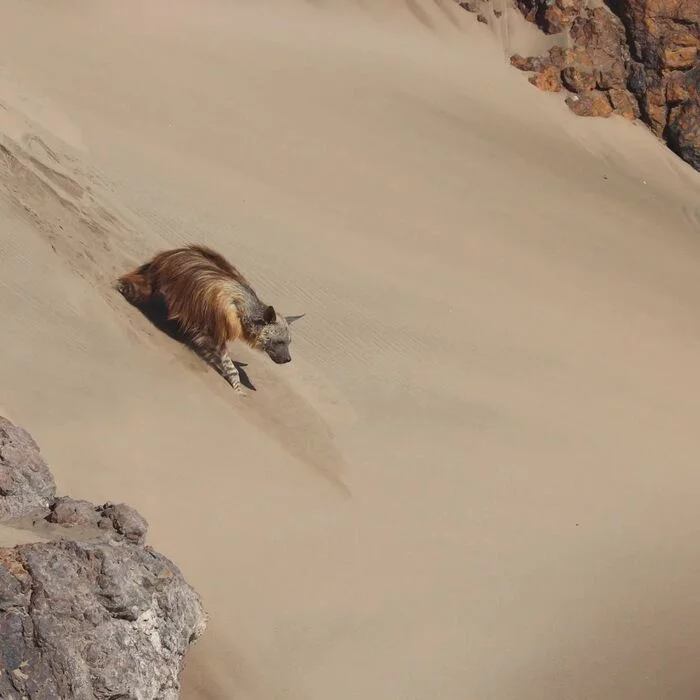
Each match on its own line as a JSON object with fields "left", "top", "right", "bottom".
{"left": 250, "top": 305, "right": 292, "bottom": 364}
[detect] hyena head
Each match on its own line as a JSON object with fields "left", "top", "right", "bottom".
{"left": 251, "top": 305, "right": 293, "bottom": 364}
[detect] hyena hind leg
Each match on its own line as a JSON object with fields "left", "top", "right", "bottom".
{"left": 192, "top": 336, "right": 245, "bottom": 395}
{"left": 116, "top": 264, "right": 153, "bottom": 306}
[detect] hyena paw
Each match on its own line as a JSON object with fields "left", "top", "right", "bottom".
{"left": 231, "top": 382, "right": 247, "bottom": 397}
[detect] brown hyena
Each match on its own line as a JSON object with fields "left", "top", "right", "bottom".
{"left": 116, "top": 244, "right": 302, "bottom": 394}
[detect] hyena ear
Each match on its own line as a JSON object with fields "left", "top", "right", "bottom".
{"left": 284, "top": 314, "right": 305, "bottom": 325}
{"left": 263, "top": 305, "right": 277, "bottom": 324}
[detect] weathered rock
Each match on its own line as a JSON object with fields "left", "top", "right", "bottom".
{"left": 666, "top": 66, "right": 700, "bottom": 169}
{"left": 457, "top": 0, "right": 494, "bottom": 25}
{"left": 664, "top": 43, "right": 697, "bottom": 70}
{"left": 0, "top": 416, "right": 55, "bottom": 521}
{"left": 515, "top": 0, "right": 586, "bottom": 34}
{"left": 98, "top": 502, "right": 149, "bottom": 545}
{"left": 510, "top": 53, "right": 548, "bottom": 72}
{"left": 667, "top": 71, "right": 690, "bottom": 103}
{"left": 458, "top": 0, "right": 482, "bottom": 13}
{"left": 617, "top": 0, "right": 699, "bottom": 161}
{"left": 45, "top": 497, "right": 149, "bottom": 545}
{"left": 569, "top": 7, "right": 631, "bottom": 89}
{"left": 608, "top": 88, "right": 641, "bottom": 120}
{"left": 530, "top": 64, "right": 563, "bottom": 92}
{"left": 566, "top": 90, "right": 614, "bottom": 117}
{"left": 510, "top": 4, "right": 631, "bottom": 110}
{"left": 0, "top": 540, "right": 207, "bottom": 700}
{"left": 561, "top": 65, "right": 597, "bottom": 92}
{"left": 632, "top": 69, "right": 670, "bottom": 133}
{"left": 508, "top": 0, "right": 700, "bottom": 172}
{"left": 0, "top": 415, "right": 206, "bottom": 698}
{"left": 610, "top": 0, "right": 699, "bottom": 69}
{"left": 46, "top": 496, "right": 102, "bottom": 528}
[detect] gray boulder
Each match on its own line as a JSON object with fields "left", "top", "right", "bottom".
{"left": 0, "top": 540, "right": 207, "bottom": 699}
{"left": 0, "top": 415, "right": 207, "bottom": 699}
{"left": 46, "top": 497, "right": 149, "bottom": 545}
{"left": 0, "top": 416, "right": 56, "bottom": 521}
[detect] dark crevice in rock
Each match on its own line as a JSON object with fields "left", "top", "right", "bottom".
{"left": 602, "top": 0, "right": 641, "bottom": 61}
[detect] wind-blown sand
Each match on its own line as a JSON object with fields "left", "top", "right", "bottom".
{"left": 1, "top": 1, "right": 700, "bottom": 698}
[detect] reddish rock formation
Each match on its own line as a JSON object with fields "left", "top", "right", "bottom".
{"left": 502, "top": 0, "right": 700, "bottom": 171}
{"left": 509, "top": 5, "right": 638, "bottom": 117}
{"left": 566, "top": 90, "right": 615, "bottom": 117}
{"left": 514, "top": 0, "right": 587, "bottom": 34}
{"left": 531, "top": 64, "right": 564, "bottom": 92}
{"left": 665, "top": 65, "right": 700, "bottom": 169}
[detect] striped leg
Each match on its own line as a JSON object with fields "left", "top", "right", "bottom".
{"left": 192, "top": 336, "right": 245, "bottom": 395}
{"left": 220, "top": 349, "right": 245, "bottom": 395}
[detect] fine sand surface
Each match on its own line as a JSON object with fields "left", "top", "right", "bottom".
{"left": 2, "top": 1, "right": 700, "bottom": 698}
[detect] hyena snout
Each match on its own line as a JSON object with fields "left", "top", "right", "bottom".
{"left": 266, "top": 343, "right": 292, "bottom": 364}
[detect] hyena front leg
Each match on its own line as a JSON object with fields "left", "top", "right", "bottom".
{"left": 192, "top": 335, "right": 245, "bottom": 395}
{"left": 219, "top": 349, "right": 246, "bottom": 395}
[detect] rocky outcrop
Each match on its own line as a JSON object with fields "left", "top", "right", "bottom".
{"left": 510, "top": 6, "right": 641, "bottom": 119}
{"left": 617, "top": 0, "right": 700, "bottom": 169}
{"left": 514, "top": 0, "right": 586, "bottom": 35}
{"left": 0, "top": 416, "right": 207, "bottom": 699}
{"left": 665, "top": 66, "right": 700, "bottom": 169}
{"left": 0, "top": 416, "right": 56, "bottom": 520}
{"left": 46, "top": 497, "right": 149, "bottom": 545}
{"left": 459, "top": 0, "right": 700, "bottom": 172}
{"left": 0, "top": 540, "right": 206, "bottom": 700}
{"left": 458, "top": 0, "right": 508, "bottom": 26}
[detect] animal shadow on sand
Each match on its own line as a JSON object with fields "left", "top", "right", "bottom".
{"left": 121, "top": 284, "right": 351, "bottom": 497}
{"left": 129, "top": 292, "right": 257, "bottom": 391}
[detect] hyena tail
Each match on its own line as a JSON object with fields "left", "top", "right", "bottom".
{"left": 116, "top": 262, "right": 154, "bottom": 306}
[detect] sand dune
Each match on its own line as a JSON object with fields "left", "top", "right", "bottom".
{"left": 2, "top": 1, "right": 700, "bottom": 698}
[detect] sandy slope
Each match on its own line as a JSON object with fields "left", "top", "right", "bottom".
{"left": 2, "top": 1, "right": 700, "bottom": 698}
